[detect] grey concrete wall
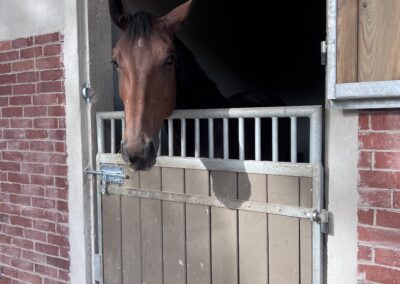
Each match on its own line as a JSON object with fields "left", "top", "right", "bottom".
{"left": 0, "top": 0, "right": 64, "bottom": 40}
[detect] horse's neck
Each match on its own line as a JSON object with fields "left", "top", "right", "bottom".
{"left": 174, "top": 37, "right": 227, "bottom": 110}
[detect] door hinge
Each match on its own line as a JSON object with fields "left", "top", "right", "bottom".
{"left": 320, "top": 41, "right": 327, "bottom": 66}
{"left": 85, "top": 165, "right": 127, "bottom": 194}
{"left": 81, "top": 82, "right": 92, "bottom": 103}
{"left": 308, "top": 209, "right": 330, "bottom": 234}
{"left": 94, "top": 253, "right": 103, "bottom": 282}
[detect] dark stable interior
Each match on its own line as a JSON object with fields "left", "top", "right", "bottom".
{"left": 111, "top": 0, "right": 326, "bottom": 162}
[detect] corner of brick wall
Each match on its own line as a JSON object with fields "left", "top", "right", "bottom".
{"left": 0, "top": 33, "right": 69, "bottom": 283}
{"left": 358, "top": 111, "right": 400, "bottom": 283}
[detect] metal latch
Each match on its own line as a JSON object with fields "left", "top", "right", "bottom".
{"left": 81, "top": 82, "right": 92, "bottom": 103}
{"left": 85, "top": 165, "right": 127, "bottom": 194}
{"left": 309, "top": 209, "right": 330, "bottom": 234}
{"left": 320, "top": 41, "right": 327, "bottom": 66}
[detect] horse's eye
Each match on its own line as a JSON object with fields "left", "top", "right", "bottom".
{"left": 164, "top": 55, "right": 175, "bottom": 66}
{"left": 111, "top": 60, "right": 119, "bottom": 68}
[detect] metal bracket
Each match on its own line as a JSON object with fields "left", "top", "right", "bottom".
{"left": 94, "top": 254, "right": 102, "bottom": 282}
{"left": 308, "top": 209, "right": 329, "bottom": 234}
{"left": 320, "top": 41, "right": 327, "bottom": 66}
{"left": 81, "top": 82, "right": 92, "bottom": 103}
{"left": 85, "top": 165, "right": 127, "bottom": 194}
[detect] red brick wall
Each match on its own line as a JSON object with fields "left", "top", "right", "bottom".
{"left": 0, "top": 33, "right": 69, "bottom": 283}
{"left": 358, "top": 111, "right": 400, "bottom": 283}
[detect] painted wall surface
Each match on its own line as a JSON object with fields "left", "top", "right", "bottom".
{"left": 0, "top": 0, "right": 64, "bottom": 41}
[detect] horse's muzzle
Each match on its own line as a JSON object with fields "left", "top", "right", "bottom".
{"left": 121, "top": 140, "right": 157, "bottom": 171}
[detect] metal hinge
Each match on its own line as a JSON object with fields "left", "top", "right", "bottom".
{"left": 320, "top": 41, "right": 327, "bottom": 66}
{"left": 94, "top": 254, "right": 103, "bottom": 282}
{"left": 81, "top": 82, "right": 92, "bottom": 103}
{"left": 85, "top": 165, "right": 127, "bottom": 194}
{"left": 308, "top": 209, "right": 330, "bottom": 234}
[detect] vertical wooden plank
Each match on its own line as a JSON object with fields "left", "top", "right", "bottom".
{"left": 358, "top": 0, "right": 400, "bottom": 81}
{"left": 268, "top": 175, "right": 299, "bottom": 284}
{"left": 185, "top": 169, "right": 211, "bottom": 284}
{"left": 162, "top": 168, "right": 186, "bottom": 284}
{"left": 210, "top": 171, "right": 238, "bottom": 284}
{"left": 300, "top": 178, "right": 313, "bottom": 284}
{"left": 102, "top": 194, "right": 122, "bottom": 284}
{"left": 140, "top": 167, "right": 163, "bottom": 284}
{"left": 238, "top": 173, "right": 268, "bottom": 284}
{"left": 121, "top": 170, "right": 141, "bottom": 284}
{"left": 337, "top": 0, "right": 359, "bottom": 83}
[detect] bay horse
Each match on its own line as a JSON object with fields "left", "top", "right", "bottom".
{"left": 109, "top": 0, "right": 287, "bottom": 171}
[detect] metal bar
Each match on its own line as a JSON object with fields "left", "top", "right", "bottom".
{"left": 96, "top": 106, "right": 322, "bottom": 120}
{"left": 255, "top": 117, "right": 261, "bottom": 161}
{"left": 239, "top": 117, "right": 245, "bottom": 160}
{"left": 290, "top": 117, "right": 297, "bottom": 163}
{"left": 110, "top": 119, "right": 116, "bottom": 154}
{"left": 195, "top": 119, "right": 200, "bottom": 158}
{"left": 121, "top": 119, "right": 125, "bottom": 140}
{"left": 272, "top": 117, "right": 278, "bottom": 162}
{"left": 168, "top": 119, "right": 173, "bottom": 156}
{"left": 95, "top": 158, "right": 104, "bottom": 283}
{"left": 107, "top": 186, "right": 315, "bottom": 219}
{"left": 158, "top": 130, "right": 161, "bottom": 156}
{"left": 181, "top": 119, "right": 186, "bottom": 157}
{"left": 97, "top": 154, "right": 314, "bottom": 177}
{"left": 208, "top": 118, "right": 214, "bottom": 158}
{"left": 96, "top": 115, "right": 105, "bottom": 153}
{"left": 223, "top": 118, "right": 229, "bottom": 159}
{"left": 310, "top": 109, "right": 322, "bottom": 163}
{"left": 312, "top": 163, "right": 324, "bottom": 284}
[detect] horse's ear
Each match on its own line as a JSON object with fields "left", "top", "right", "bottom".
{"left": 162, "top": 0, "right": 193, "bottom": 32}
{"left": 108, "top": 0, "right": 132, "bottom": 30}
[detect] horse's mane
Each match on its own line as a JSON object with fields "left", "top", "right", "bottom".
{"left": 126, "top": 11, "right": 154, "bottom": 42}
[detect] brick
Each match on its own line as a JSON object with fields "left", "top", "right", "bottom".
{"left": 1, "top": 183, "right": 21, "bottom": 194}
{"left": 48, "top": 106, "right": 65, "bottom": 117}
{"left": 19, "top": 271, "right": 42, "bottom": 284}
{"left": 11, "top": 37, "right": 34, "bottom": 49}
{"left": 360, "top": 133, "right": 400, "bottom": 151}
{"left": 371, "top": 111, "right": 400, "bottom": 131}
{"left": 24, "top": 229, "right": 46, "bottom": 242}
{"left": 37, "top": 81, "right": 64, "bottom": 93}
{"left": 0, "top": 85, "right": 12, "bottom": 95}
{"left": 48, "top": 234, "right": 69, "bottom": 248}
{"left": 58, "top": 118, "right": 66, "bottom": 129}
{"left": 10, "top": 216, "right": 32, "bottom": 228}
{"left": 2, "top": 266, "right": 18, "bottom": 278}
{"left": 9, "top": 194, "right": 31, "bottom": 206}
{"left": 45, "top": 165, "right": 67, "bottom": 176}
{"left": 56, "top": 201, "right": 68, "bottom": 213}
{"left": 0, "top": 41, "right": 11, "bottom": 51}
{"left": 9, "top": 95, "right": 32, "bottom": 106}
{"left": 22, "top": 184, "right": 44, "bottom": 196}
{"left": 35, "top": 33, "right": 60, "bottom": 44}
{"left": 43, "top": 44, "right": 62, "bottom": 56}
{"left": 34, "top": 118, "right": 58, "bottom": 129}
{"left": 54, "top": 142, "right": 66, "bottom": 153}
{"left": 358, "top": 245, "right": 372, "bottom": 261}
{"left": 11, "top": 257, "right": 34, "bottom": 271}
{"left": 21, "top": 207, "right": 45, "bottom": 219}
{"left": 2, "top": 107, "right": 23, "bottom": 117}
{"left": 6, "top": 141, "right": 29, "bottom": 150}
{"left": 58, "top": 270, "right": 69, "bottom": 281}
{"left": 394, "top": 191, "right": 400, "bottom": 208}
{"left": 25, "top": 129, "right": 48, "bottom": 139}
{"left": 16, "top": 71, "right": 39, "bottom": 83}
{"left": 35, "top": 264, "right": 58, "bottom": 278}
{"left": 0, "top": 51, "right": 19, "bottom": 62}
{"left": 359, "top": 264, "right": 400, "bottom": 284}
{"left": 0, "top": 74, "right": 16, "bottom": 85}
{"left": 33, "top": 220, "right": 55, "bottom": 232}
{"left": 375, "top": 248, "right": 400, "bottom": 267}
{"left": 33, "top": 93, "right": 59, "bottom": 105}
{"left": 0, "top": 246, "right": 21, "bottom": 258}
{"left": 40, "top": 69, "right": 63, "bottom": 81}
{"left": 23, "top": 152, "right": 49, "bottom": 163}
{"left": 24, "top": 106, "right": 47, "bottom": 117}
{"left": 32, "top": 197, "right": 55, "bottom": 209}
{"left": 3, "top": 225, "right": 23, "bottom": 237}
{"left": 21, "top": 164, "right": 45, "bottom": 175}
{"left": 359, "top": 151, "right": 372, "bottom": 169}
{"left": 8, "top": 173, "right": 30, "bottom": 184}
{"left": 49, "top": 130, "right": 66, "bottom": 141}
{"left": 0, "top": 234, "right": 12, "bottom": 244}
{"left": 358, "top": 225, "right": 400, "bottom": 248}
{"left": 0, "top": 63, "right": 11, "bottom": 73}
{"left": 11, "top": 60, "right": 34, "bottom": 72}
{"left": 22, "top": 250, "right": 46, "bottom": 264}
{"left": 375, "top": 152, "right": 400, "bottom": 170}
{"left": 57, "top": 213, "right": 68, "bottom": 224}
{"left": 36, "top": 57, "right": 62, "bottom": 70}
{"left": 0, "top": 118, "right": 8, "bottom": 127}
{"left": 13, "top": 83, "right": 36, "bottom": 95}
{"left": 0, "top": 96, "right": 8, "bottom": 106}
{"left": 46, "top": 256, "right": 69, "bottom": 270}
{"left": 30, "top": 141, "right": 54, "bottom": 152}
{"left": 376, "top": 210, "right": 400, "bottom": 229}
{"left": 31, "top": 176, "right": 54, "bottom": 187}
{"left": 48, "top": 154, "right": 66, "bottom": 165}
{"left": 359, "top": 170, "right": 400, "bottom": 189}
{"left": 55, "top": 177, "right": 68, "bottom": 189}
{"left": 35, "top": 242, "right": 59, "bottom": 256}
{"left": 0, "top": 162, "right": 20, "bottom": 172}
{"left": 56, "top": 224, "right": 68, "bottom": 235}
{"left": 10, "top": 118, "right": 33, "bottom": 128}
{"left": 12, "top": 238, "right": 34, "bottom": 250}
{"left": 0, "top": 204, "right": 21, "bottom": 216}
{"left": 20, "top": 46, "right": 43, "bottom": 59}
{"left": 45, "top": 188, "right": 67, "bottom": 200}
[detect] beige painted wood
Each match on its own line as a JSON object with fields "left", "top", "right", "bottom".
{"left": 162, "top": 168, "right": 186, "bottom": 284}
{"left": 337, "top": 0, "right": 359, "bottom": 83}
{"left": 185, "top": 169, "right": 211, "bottom": 284}
{"left": 210, "top": 171, "right": 238, "bottom": 284}
{"left": 358, "top": 0, "right": 400, "bottom": 81}
{"left": 102, "top": 194, "right": 122, "bottom": 284}
{"left": 140, "top": 167, "right": 163, "bottom": 284}
{"left": 268, "top": 175, "right": 300, "bottom": 284}
{"left": 300, "top": 178, "right": 313, "bottom": 284}
{"left": 121, "top": 170, "right": 141, "bottom": 284}
{"left": 238, "top": 173, "right": 268, "bottom": 284}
